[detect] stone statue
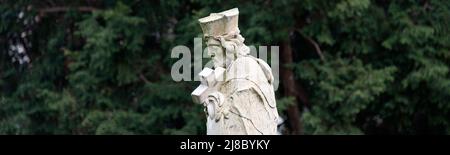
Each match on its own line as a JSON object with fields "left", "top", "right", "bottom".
{"left": 191, "top": 8, "right": 279, "bottom": 135}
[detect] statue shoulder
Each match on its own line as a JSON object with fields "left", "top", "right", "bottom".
{"left": 228, "top": 56, "right": 274, "bottom": 84}
{"left": 226, "top": 56, "right": 260, "bottom": 80}
{"left": 234, "top": 56, "right": 260, "bottom": 67}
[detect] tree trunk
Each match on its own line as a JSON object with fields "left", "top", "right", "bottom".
{"left": 280, "top": 40, "right": 303, "bottom": 135}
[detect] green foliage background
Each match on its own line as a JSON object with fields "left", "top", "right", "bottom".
{"left": 1, "top": 0, "right": 449, "bottom": 134}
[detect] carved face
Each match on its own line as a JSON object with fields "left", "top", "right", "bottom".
{"left": 206, "top": 40, "right": 226, "bottom": 68}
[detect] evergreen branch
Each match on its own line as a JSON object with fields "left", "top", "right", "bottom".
{"left": 38, "top": 7, "right": 98, "bottom": 16}
{"left": 139, "top": 72, "right": 151, "bottom": 84}
{"left": 305, "top": 36, "right": 326, "bottom": 62}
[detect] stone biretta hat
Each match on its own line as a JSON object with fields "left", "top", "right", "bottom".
{"left": 198, "top": 8, "right": 239, "bottom": 39}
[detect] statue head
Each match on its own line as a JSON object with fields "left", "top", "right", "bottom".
{"left": 199, "top": 8, "right": 249, "bottom": 69}
{"left": 205, "top": 36, "right": 226, "bottom": 68}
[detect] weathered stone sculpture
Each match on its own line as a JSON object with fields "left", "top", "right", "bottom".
{"left": 192, "top": 8, "right": 279, "bottom": 135}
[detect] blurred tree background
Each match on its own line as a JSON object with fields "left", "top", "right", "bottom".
{"left": 0, "top": 0, "right": 449, "bottom": 135}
